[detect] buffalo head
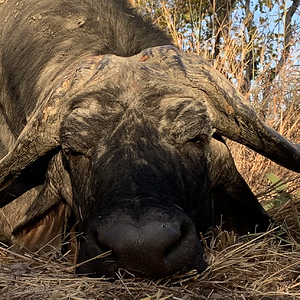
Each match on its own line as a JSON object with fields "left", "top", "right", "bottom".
{"left": 0, "top": 46, "right": 300, "bottom": 278}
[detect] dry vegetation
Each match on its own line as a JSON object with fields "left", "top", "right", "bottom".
{"left": 1, "top": 1, "right": 300, "bottom": 299}
{"left": 1, "top": 207, "right": 300, "bottom": 300}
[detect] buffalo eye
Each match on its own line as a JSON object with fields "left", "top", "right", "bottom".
{"left": 180, "top": 133, "right": 210, "bottom": 165}
{"left": 63, "top": 148, "right": 82, "bottom": 157}
{"left": 61, "top": 148, "right": 83, "bottom": 172}
{"left": 187, "top": 134, "right": 209, "bottom": 147}
{"left": 62, "top": 148, "right": 83, "bottom": 159}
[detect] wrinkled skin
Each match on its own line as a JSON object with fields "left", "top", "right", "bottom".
{"left": 0, "top": 0, "right": 299, "bottom": 278}
{"left": 61, "top": 85, "right": 213, "bottom": 276}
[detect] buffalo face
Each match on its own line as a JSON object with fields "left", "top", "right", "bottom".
{"left": 60, "top": 85, "right": 212, "bottom": 277}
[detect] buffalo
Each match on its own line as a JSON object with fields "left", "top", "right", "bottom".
{"left": 0, "top": 0, "right": 299, "bottom": 278}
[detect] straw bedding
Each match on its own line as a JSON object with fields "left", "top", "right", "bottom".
{"left": 1, "top": 198, "right": 300, "bottom": 300}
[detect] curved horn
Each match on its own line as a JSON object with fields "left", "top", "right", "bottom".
{"left": 0, "top": 89, "right": 64, "bottom": 193}
{"left": 1, "top": 45, "right": 299, "bottom": 197}
{"left": 0, "top": 56, "right": 110, "bottom": 193}
{"left": 139, "top": 46, "right": 300, "bottom": 172}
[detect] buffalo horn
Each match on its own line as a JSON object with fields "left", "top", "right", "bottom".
{"left": 0, "top": 46, "right": 299, "bottom": 197}
{"left": 139, "top": 46, "right": 300, "bottom": 172}
{"left": 0, "top": 56, "right": 106, "bottom": 192}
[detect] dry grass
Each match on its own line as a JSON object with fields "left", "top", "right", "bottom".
{"left": 1, "top": 199, "right": 300, "bottom": 300}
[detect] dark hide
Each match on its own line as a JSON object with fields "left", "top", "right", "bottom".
{"left": 0, "top": 0, "right": 274, "bottom": 278}
{"left": 0, "top": 0, "right": 171, "bottom": 135}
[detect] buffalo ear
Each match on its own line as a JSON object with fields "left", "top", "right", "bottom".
{"left": 12, "top": 152, "right": 73, "bottom": 233}
{"left": 208, "top": 136, "right": 272, "bottom": 234}
{"left": 212, "top": 185, "right": 272, "bottom": 235}
{"left": 9, "top": 152, "right": 73, "bottom": 252}
{"left": 11, "top": 201, "right": 71, "bottom": 253}
{"left": 0, "top": 151, "right": 73, "bottom": 252}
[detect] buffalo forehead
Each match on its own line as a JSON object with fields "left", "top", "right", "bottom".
{"left": 60, "top": 95, "right": 211, "bottom": 155}
{"left": 56, "top": 52, "right": 213, "bottom": 155}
